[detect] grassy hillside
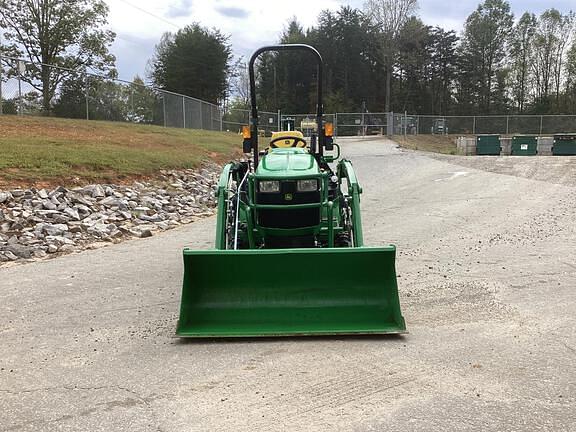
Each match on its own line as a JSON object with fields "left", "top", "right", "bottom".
{"left": 0, "top": 115, "right": 242, "bottom": 187}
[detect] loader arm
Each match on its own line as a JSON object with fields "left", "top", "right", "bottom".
{"left": 338, "top": 159, "right": 364, "bottom": 247}
{"left": 215, "top": 163, "right": 234, "bottom": 249}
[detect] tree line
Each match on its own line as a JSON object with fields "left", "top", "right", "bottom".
{"left": 1, "top": 0, "right": 575, "bottom": 119}
{"left": 249, "top": 0, "right": 576, "bottom": 115}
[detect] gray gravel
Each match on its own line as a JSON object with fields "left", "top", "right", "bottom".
{"left": 0, "top": 166, "right": 219, "bottom": 265}
{"left": 0, "top": 137, "right": 575, "bottom": 431}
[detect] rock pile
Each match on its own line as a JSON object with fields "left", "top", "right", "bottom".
{"left": 0, "top": 165, "right": 220, "bottom": 263}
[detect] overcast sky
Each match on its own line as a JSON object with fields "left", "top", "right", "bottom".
{"left": 105, "top": 0, "right": 575, "bottom": 82}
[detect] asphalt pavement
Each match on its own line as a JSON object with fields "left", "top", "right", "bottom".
{"left": 1, "top": 137, "right": 575, "bottom": 431}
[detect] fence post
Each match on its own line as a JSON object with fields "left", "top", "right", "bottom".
{"left": 387, "top": 112, "right": 394, "bottom": 137}
{"left": 539, "top": 116, "right": 543, "bottom": 136}
{"left": 17, "top": 61, "right": 23, "bottom": 116}
{"left": 506, "top": 115, "right": 509, "bottom": 135}
{"left": 182, "top": 96, "right": 186, "bottom": 128}
{"left": 85, "top": 74, "right": 89, "bottom": 120}
{"left": 200, "top": 102, "right": 203, "bottom": 130}
{"left": 277, "top": 109, "right": 281, "bottom": 132}
{"left": 130, "top": 87, "right": 134, "bottom": 121}
{"left": 162, "top": 93, "right": 167, "bottom": 127}
{"left": 220, "top": 106, "right": 223, "bottom": 131}
{"left": 335, "top": 112, "right": 338, "bottom": 137}
{"left": 404, "top": 111, "right": 407, "bottom": 139}
{"left": 473, "top": 116, "right": 476, "bottom": 134}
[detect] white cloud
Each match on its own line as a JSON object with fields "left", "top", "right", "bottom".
{"left": 167, "top": 0, "right": 194, "bottom": 18}
{"left": 105, "top": 0, "right": 344, "bottom": 80}
{"left": 104, "top": 0, "right": 576, "bottom": 81}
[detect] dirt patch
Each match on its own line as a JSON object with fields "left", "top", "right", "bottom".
{"left": 428, "top": 153, "right": 576, "bottom": 187}
{"left": 395, "top": 134, "right": 459, "bottom": 155}
{"left": 403, "top": 280, "right": 515, "bottom": 325}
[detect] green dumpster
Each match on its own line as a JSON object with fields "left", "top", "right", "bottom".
{"left": 511, "top": 135, "right": 538, "bottom": 156}
{"left": 552, "top": 134, "right": 576, "bottom": 156}
{"left": 476, "top": 135, "right": 501, "bottom": 155}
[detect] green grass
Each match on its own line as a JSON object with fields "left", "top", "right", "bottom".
{"left": 394, "top": 134, "right": 459, "bottom": 155}
{"left": 0, "top": 115, "right": 242, "bottom": 185}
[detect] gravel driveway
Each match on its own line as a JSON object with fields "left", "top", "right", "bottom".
{"left": 1, "top": 137, "right": 575, "bottom": 431}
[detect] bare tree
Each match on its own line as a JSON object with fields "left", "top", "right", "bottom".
{"left": 364, "top": 0, "right": 418, "bottom": 112}
{"left": 509, "top": 13, "right": 537, "bottom": 113}
{"left": 531, "top": 9, "right": 575, "bottom": 111}
{"left": 552, "top": 11, "right": 575, "bottom": 108}
{"left": 230, "top": 59, "right": 250, "bottom": 107}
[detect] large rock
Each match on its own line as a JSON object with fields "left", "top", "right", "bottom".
{"left": 68, "top": 193, "right": 94, "bottom": 206}
{"left": 6, "top": 244, "right": 32, "bottom": 259}
{"left": 10, "top": 189, "right": 26, "bottom": 198}
{"left": 4, "top": 251, "right": 19, "bottom": 261}
{"left": 93, "top": 185, "right": 105, "bottom": 198}
{"left": 139, "top": 214, "right": 162, "bottom": 223}
{"left": 63, "top": 207, "right": 80, "bottom": 221}
{"left": 43, "top": 223, "right": 69, "bottom": 236}
{"left": 87, "top": 223, "right": 115, "bottom": 237}
{"left": 42, "top": 200, "right": 57, "bottom": 210}
{"left": 0, "top": 192, "right": 13, "bottom": 204}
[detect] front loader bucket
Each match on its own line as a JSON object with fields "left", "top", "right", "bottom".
{"left": 176, "top": 247, "right": 406, "bottom": 337}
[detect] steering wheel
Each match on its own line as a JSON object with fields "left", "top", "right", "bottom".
{"left": 269, "top": 136, "right": 308, "bottom": 148}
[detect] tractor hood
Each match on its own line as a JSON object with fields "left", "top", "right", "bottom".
{"left": 256, "top": 148, "right": 320, "bottom": 178}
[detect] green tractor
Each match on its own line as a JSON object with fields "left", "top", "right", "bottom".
{"left": 176, "top": 44, "right": 405, "bottom": 337}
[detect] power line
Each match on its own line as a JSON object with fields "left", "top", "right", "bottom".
{"left": 1, "top": 54, "right": 218, "bottom": 103}
{"left": 107, "top": 1, "right": 243, "bottom": 84}
{"left": 114, "top": 0, "right": 180, "bottom": 29}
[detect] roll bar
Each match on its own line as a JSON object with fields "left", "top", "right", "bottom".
{"left": 247, "top": 44, "right": 325, "bottom": 167}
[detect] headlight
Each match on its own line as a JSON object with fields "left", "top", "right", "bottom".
{"left": 259, "top": 180, "right": 280, "bottom": 193}
{"left": 297, "top": 179, "right": 318, "bottom": 192}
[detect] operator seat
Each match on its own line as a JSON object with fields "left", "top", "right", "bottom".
{"left": 269, "top": 130, "right": 307, "bottom": 149}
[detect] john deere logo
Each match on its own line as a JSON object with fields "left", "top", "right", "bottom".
{"left": 284, "top": 193, "right": 293, "bottom": 201}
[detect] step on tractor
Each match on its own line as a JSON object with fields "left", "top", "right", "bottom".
{"left": 176, "top": 44, "right": 405, "bottom": 337}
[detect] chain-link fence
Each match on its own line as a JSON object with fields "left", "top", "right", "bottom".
{"left": 0, "top": 56, "right": 223, "bottom": 131}
{"left": 160, "top": 91, "right": 222, "bottom": 130}
{"left": 2, "top": 56, "right": 576, "bottom": 138}
{"left": 413, "top": 115, "right": 576, "bottom": 135}
{"left": 222, "top": 109, "right": 281, "bottom": 136}
{"left": 221, "top": 110, "right": 340, "bottom": 138}
{"left": 276, "top": 112, "right": 576, "bottom": 137}
{"left": 278, "top": 113, "right": 336, "bottom": 137}
{"left": 331, "top": 112, "right": 386, "bottom": 137}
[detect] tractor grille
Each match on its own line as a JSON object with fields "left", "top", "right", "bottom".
{"left": 258, "top": 208, "right": 320, "bottom": 229}
{"left": 256, "top": 181, "right": 320, "bottom": 205}
{"left": 256, "top": 180, "right": 321, "bottom": 229}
